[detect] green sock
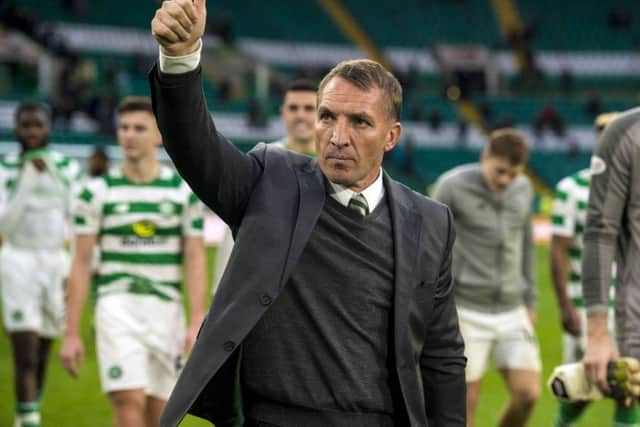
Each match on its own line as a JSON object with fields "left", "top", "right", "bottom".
{"left": 15, "top": 402, "right": 40, "bottom": 427}
{"left": 553, "top": 401, "right": 588, "bottom": 427}
{"left": 614, "top": 402, "right": 639, "bottom": 427}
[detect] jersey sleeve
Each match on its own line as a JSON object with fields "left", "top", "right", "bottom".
{"left": 182, "top": 184, "right": 205, "bottom": 237}
{"left": 582, "top": 119, "right": 634, "bottom": 313}
{"left": 0, "top": 162, "right": 38, "bottom": 236}
{"left": 551, "top": 177, "right": 577, "bottom": 238}
{"left": 73, "top": 178, "right": 104, "bottom": 235}
{"left": 64, "top": 157, "right": 84, "bottom": 215}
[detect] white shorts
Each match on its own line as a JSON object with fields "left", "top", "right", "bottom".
{"left": 0, "top": 244, "right": 69, "bottom": 337}
{"left": 95, "top": 293, "right": 186, "bottom": 400}
{"left": 458, "top": 305, "right": 542, "bottom": 382}
{"left": 563, "top": 307, "right": 616, "bottom": 364}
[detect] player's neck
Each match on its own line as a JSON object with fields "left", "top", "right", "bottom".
{"left": 122, "top": 157, "right": 160, "bottom": 184}
{"left": 286, "top": 138, "right": 315, "bottom": 155}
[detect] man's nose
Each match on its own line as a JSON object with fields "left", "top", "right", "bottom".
{"left": 330, "top": 118, "right": 349, "bottom": 147}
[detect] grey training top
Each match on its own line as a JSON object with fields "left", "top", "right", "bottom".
{"left": 432, "top": 163, "right": 536, "bottom": 313}
{"left": 583, "top": 107, "right": 640, "bottom": 343}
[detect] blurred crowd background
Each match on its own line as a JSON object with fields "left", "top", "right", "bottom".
{"left": 0, "top": 0, "right": 638, "bottom": 214}
{"left": 1, "top": 1, "right": 640, "bottom": 426}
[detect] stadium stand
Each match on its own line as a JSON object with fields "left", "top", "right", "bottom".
{"left": 0, "top": 0, "right": 638, "bottom": 193}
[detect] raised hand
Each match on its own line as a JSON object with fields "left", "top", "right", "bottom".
{"left": 151, "top": 0, "right": 206, "bottom": 56}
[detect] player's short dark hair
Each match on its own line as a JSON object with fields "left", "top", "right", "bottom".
{"left": 318, "top": 59, "right": 402, "bottom": 121}
{"left": 117, "top": 96, "right": 153, "bottom": 115}
{"left": 285, "top": 78, "right": 317, "bottom": 94}
{"left": 14, "top": 101, "right": 50, "bottom": 122}
{"left": 90, "top": 146, "right": 109, "bottom": 161}
{"left": 485, "top": 128, "right": 529, "bottom": 166}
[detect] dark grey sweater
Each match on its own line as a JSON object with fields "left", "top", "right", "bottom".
{"left": 241, "top": 195, "right": 396, "bottom": 427}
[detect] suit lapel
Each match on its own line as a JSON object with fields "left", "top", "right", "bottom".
{"left": 385, "top": 175, "right": 423, "bottom": 370}
{"left": 280, "top": 164, "right": 326, "bottom": 288}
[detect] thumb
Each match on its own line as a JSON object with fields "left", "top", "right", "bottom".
{"left": 193, "top": 0, "right": 206, "bottom": 15}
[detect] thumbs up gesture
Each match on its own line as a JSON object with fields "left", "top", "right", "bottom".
{"left": 151, "top": 0, "right": 206, "bottom": 56}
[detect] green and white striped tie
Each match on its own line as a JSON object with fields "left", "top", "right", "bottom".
{"left": 348, "top": 193, "right": 369, "bottom": 216}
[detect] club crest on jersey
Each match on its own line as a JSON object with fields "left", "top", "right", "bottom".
{"left": 590, "top": 155, "right": 607, "bottom": 175}
{"left": 108, "top": 365, "right": 123, "bottom": 379}
{"left": 132, "top": 220, "right": 157, "bottom": 238}
{"left": 159, "top": 200, "right": 175, "bottom": 216}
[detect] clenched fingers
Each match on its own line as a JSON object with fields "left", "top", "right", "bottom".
{"left": 152, "top": 2, "right": 194, "bottom": 43}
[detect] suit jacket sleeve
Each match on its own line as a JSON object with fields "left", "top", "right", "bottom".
{"left": 148, "top": 65, "right": 263, "bottom": 228}
{"left": 420, "top": 206, "right": 467, "bottom": 426}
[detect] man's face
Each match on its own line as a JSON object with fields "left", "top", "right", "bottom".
{"left": 315, "top": 77, "right": 401, "bottom": 192}
{"left": 15, "top": 110, "right": 50, "bottom": 151}
{"left": 480, "top": 153, "right": 524, "bottom": 193}
{"left": 281, "top": 90, "right": 317, "bottom": 143}
{"left": 117, "top": 111, "right": 161, "bottom": 161}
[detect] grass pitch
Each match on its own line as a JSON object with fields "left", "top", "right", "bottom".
{"left": 0, "top": 245, "right": 617, "bottom": 426}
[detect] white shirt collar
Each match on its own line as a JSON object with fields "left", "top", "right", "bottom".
{"left": 327, "top": 168, "right": 385, "bottom": 212}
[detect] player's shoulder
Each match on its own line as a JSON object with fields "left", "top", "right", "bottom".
{"left": 158, "top": 164, "right": 183, "bottom": 185}
{"left": 437, "top": 163, "right": 479, "bottom": 184}
{"left": 597, "top": 107, "right": 640, "bottom": 154}
{"left": 49, "top": 149, "right": 82, "bottom": 178}
{"left": 556, "top": 168, "right": 590, "bottom": 190}
{"left": 0, "top": 152, "right": 21, "bottom": 170}
{"left": 77, "top": 172, "right": 108, "bottom": 204}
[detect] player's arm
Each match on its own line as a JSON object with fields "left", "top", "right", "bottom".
{"left": 60, "top": 233, "right": 97, "bottom": 377}
{"left": 522, "top": 187, "right": 537, "bottom": 324}
{"left": 550, "top": 179, "right": 581, "bottom": 336}
{"left": 582, "top": 119, "right": 632, "bottom": 392}
{"left": 420, "top": 207, "right": 466, "bottom": 425}
{"left": 182, "top": 235, "right": 206, "bottom": 353}
{"left": 181, "top": 190, "right": 207, "bottom": 353}
{"left": 61, "top": 178, "right": 103, "bottom": 377}
{"left": 550, "top": 235, "right": 581, "bottom": 336}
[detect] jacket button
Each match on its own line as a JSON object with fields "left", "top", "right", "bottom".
{"left": 223, "top": 341, "right": 235, "bottom": 352}
{"left": 260, "top": 295, "right": 273, "bottom": 306}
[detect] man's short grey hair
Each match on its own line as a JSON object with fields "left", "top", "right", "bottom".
{"left": 318, "top": 59, "right": 402, "bottom": 121}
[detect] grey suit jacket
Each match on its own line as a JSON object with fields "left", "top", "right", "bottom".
{"left": 149, "top": 65, "right": 466, "bottom": 427}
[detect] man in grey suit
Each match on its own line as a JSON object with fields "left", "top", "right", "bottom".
{"left": 150, "top": 1, "right": 466, "bottom": 426}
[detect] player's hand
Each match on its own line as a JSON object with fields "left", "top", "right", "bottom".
{"left": 151, "top": 0, "right": 206, "bottom": 56}
{"left": 183, "top": 321, "right": 200, "bottom": 354}
{"left": 527, "top": 308, "right": 537, "bottom": 327}
{"left": 583, "top": 332, "right": 618, "bottom": 394}
{"left": 31, "top": 158, "right": 47, "bottom": 172}
{"left": 60, "top": 334, "right": 85, "bottom": 378}
{"left": 560, "top": 304, "right": 582, "bottom": 337}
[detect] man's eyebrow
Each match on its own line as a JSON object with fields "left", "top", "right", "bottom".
{"left": 348, "top": 111, "right": 375, "bottom": 123}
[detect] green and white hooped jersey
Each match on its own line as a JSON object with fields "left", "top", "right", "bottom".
{"left": 0, "top": 148, "right": 82, "bottom": 249}
{"left": 551, "top": 169, "right": 615, "bottom": 308}
{"left": 73, "top": 166, "right": 204, "bottom": 302}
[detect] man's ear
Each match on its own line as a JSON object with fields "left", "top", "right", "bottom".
{"left": 384, "top": 122, "right": 402, "bottom": 152}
